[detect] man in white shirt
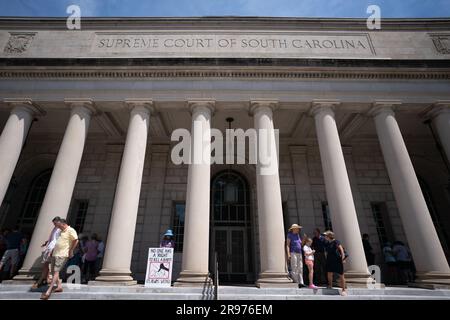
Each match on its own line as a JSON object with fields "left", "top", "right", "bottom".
{"left": 31, "top": 216, "right": 62, "bottom": 289}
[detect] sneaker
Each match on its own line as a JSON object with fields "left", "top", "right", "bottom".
{"left": 308, "top": 284, "right": 319, "bottom": 289}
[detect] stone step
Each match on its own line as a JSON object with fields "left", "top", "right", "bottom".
{"left": 0, "top": 292, "right": 207, "bottom": 300}
{"left": 217, "top": 286, "right": 450, "bottom": 296}
{"left": 1, "top": 283, "right": 449, "bottom": 300}
{"left": 0, "top": 284, "right": 208, "bottom": 293}
{"left": 1, "top": 291, "right": 449, "bottom": 300}
{"left": 218, "top": 294, "right": 450, "bottom": 300}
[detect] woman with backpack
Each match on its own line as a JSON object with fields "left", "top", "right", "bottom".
{"left": 323, "top": 230, "right": 347, "bottom": 296}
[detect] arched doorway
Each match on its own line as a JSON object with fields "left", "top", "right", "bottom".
{"left": 210, "top": 170, "right": 254, "bottom": 284}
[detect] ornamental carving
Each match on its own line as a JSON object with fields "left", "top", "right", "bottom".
{"left": 3, "top": 33, "right": 35, "bottom": 54}
{"left": 430, "top": 34, "right": 450, "bottom": 54}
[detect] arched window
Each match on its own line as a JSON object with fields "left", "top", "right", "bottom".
{"left": 17, "top": 169, "right": 52, "bottom": 233}
{"left": 211, "top": 170, "right": 250, "bottom": 225}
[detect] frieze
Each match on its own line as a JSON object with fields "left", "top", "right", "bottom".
{"left": 92, "top": 32, "right": 376, "bottom": 57}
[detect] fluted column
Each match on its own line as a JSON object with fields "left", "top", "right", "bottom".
{"left": 94, "top": 100, "right": 152, "bottom": 284}
{"left": 370, "top": 101, "right": 450, "bottom": 287}
{"left": 15, "top": 99, "right": 94, "bottom": 281}
{"left": 311, "top": 100, "right": 369, "bottom": 285}
{"left": 0, "top": 99, "right": 44, "bottom": 206}
{"left": 251, "top": 100, "right": 295, "bottom": 288}
{"left": 174, "top": 101, "right": 214, "bottom": 287}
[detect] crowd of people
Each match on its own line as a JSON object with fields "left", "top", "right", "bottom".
{"left": 0, "top": 216, "right": 106, "bottom": 299}
{"left": 31, "top": 216, "right": 108, "bottom": 299}
{"left": 286, "top": 224, "right": 348, "bottom": 295}
{"left": 382, "top": 240, "right": 415, "bottom": 285}
{"left": 286, "top": 224, "right": 417, "bottom": 294}
{"left": 0, "top": 216, "right": 418, "bottom": 298}
{"left": 361, "top": 233, "right": 416, "bottom": 285}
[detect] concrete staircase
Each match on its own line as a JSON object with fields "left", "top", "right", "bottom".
{"left": 1, "top": 283, "right": 450, "bottom": 300}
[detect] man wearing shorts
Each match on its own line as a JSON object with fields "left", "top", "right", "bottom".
{"left": 41, "top": 219, "right": 78, "bottom": 300}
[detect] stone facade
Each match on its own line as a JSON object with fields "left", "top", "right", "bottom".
{"left": 0, "top": 17, "right": 449, "bottom": 286}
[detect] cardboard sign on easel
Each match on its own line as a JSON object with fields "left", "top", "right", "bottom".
{"left": 144, "top": 247, "right": 174, "bottom": 287}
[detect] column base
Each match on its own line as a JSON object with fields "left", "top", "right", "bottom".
{"left": 92, "top": 268, "right": 137, "bottom": 286}
{"left": 344, "top": 270, "right": 373, "bottom": 288}
{"left": 173, "top": 271, "right": 213, "bottom": 287}
{"left": 411, "top": 271, "right": 450, "bottom": 289}
{"left": 256, "top": 271, "right": 297, "bottom": 288}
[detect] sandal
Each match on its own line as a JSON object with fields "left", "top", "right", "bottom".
{"left": 40, "top": 293, "right": 51, "bottom": 300}
{"left": 31, "top": 282, "right": 42, "bottom": 289}
{"left": 54, "top": 288, "right": 63, "bottom": 293}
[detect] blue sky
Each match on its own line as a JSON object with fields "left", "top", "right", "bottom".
{"left": 0, "top": 0, "right": 449, "bottom": 18}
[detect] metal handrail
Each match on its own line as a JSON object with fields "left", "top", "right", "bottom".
{"left": 214, "top": 251, "right": 219, "bottom": 300}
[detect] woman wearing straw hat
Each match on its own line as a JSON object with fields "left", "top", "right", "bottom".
{"left": 286, "top": 224, "right": 305, "bottom": 287}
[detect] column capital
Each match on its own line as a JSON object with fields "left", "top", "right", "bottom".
{"left": 124, "top": 99, "right": 154, "bottom": 114}
{"left": 4, "top": 98, "right": 46, "bottom": 116}
{"left": 64, "top": 98, "right": 97, "bottom": 116}
{"left": 368, "top": 100, "right": 402, "bottom": 117}
{"left": 421, "top": 100, "right": 450, "bottom": 120}
{"left": 249, "top": 100, "right": 279, "bottom": 116}
{"left": 309, "top": 99, "right": 340, "bottom": 117}
{"left": 187, "top": 100, "right": 215, "bottom": 115}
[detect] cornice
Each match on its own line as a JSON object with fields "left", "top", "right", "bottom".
{"left": 1, "top": 17, "right": 450, "bottom": 31}
{"left": 1, "top": 67, "right": 449, "bottom": 80}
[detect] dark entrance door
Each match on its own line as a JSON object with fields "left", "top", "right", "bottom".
{"left": 210, "top": 170, "right": 253, "bottom": 284}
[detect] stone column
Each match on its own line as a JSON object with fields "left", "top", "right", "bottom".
{"left": 311, "top": 100, "right": 369, "bottom": 285}
{"left": 251, "top": 100, "right": 295, "bottom": 288}
{"left": 426, "top": 101, "right": 450, "bottom": 163}
{"left": 370, "top": 101, "right": 450, "bottom": 287}
{"left": 15, "top": 99, "right": 94, "bottom": 281}
{"left": 174, "top": 101, "right": 214, "bottom": 287}
{"left": 94, "top": 100, "right": 152, "bottom": 285}
{"left": 0, "top": 99, "right": 44, "bottom": 206}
